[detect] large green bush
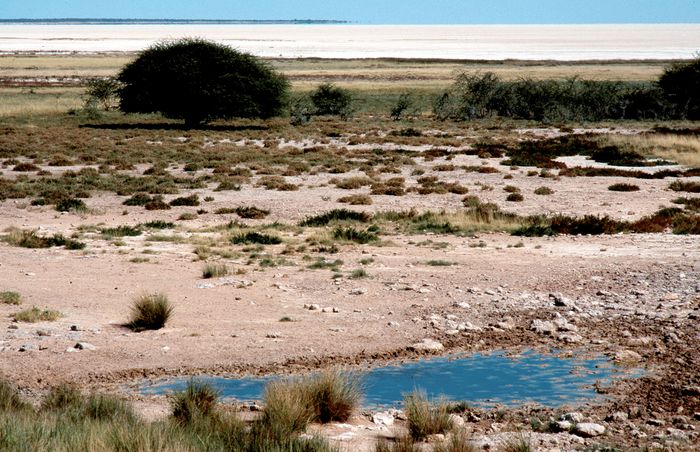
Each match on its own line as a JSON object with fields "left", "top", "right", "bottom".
{"left": 118, "top": 39, "right": 289, "bottom": 127}
{"left": 658, "top": 57, "right": 700, "bottom": 119}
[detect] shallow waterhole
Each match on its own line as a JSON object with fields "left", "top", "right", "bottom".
{"left": 140, "top": 350, "right": 642, "bottom": 409}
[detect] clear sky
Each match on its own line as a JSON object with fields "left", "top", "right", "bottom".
{"left": 2, "top": 0, "right": 699, "bottom": 24}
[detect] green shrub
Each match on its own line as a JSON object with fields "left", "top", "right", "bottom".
{"left": 234, "top": 206, "right": 270, "bottom": 219}
{"left": 169, "top": 194, "right": 200, "bottom": 206}
{"left": 85, "top": 77, "right": 120, "bottom": 110}
{"left": 102, "top": 225, "right": 142, "bottom": 238}
{"left": 669, "top": 181, "right": 700, "bottom": 193}
{"left": 390, "top": 92, "right": 418, "bottom": 120}
{"left": 338, "top": 194, "right": 373, "bottom": 205}
{"left": 123, "top": 193, "right": 154, "bottom": 206}
{"left": 231, "top": 232, "right": 283, "bottom": 245}
{"left": 300, "top": 209, "right": 371, "bottom": 227}
{"left": 11, "top": 307, "right": 62, "bottom": 323}
{"left": 55, "top": 198, "right": 87, "bottom": 212}
{"left": 118, "top": 38, "right": 289, "bottom": 127}
{"left": 170, "top": 380, "right": 219, "bottom": 424}
{"left": 126, "top": 293, "right": 173, "bottom": 331}
{"left": 506, "top": 193, "right": 524, "bottom": 202}
{"left": 260, "top": 380, "right": 315, "bottom": 439}
{"left": 404, "top": 391, "right": 453, "bottom": 441}
{"left": 658, "top": 57, "right": 700, "bottom": 120}
{"left": 0, "top": 291, "right": 22, "bottom": 305}
{"left": 140, "top": 220, "right": 175, "bottom": 229}
{"left": 311, "top": 83, "right": 353, "bottom": 118}
{"left": 306, "top": 370, "right": 361, "bottom": 424}
{"left": 534, "top": 186, "right": 554, "bottom": 195}
{"left": 333, "top": 227, "right": 378, "bottom": 244}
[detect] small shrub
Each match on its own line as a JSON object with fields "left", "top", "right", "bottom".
{"left": 300, "top": 209, "right": 371, "bottom": 227}
{"left": 669, "top": 181, "right": 700, "bottom": 193}
{"left": 608, "top": 183, "right": 640, "bottom": 192}
{"left": 390, "top": 92, "right": 418, "bottom": 120}
{"left": 42, "top": 383, "right": 84, "bottom": 412}
{"left": 232, "top": 232, "right": 283, "bottom": 245}
{"left": 306, "top": 370, "right": 362, "bottom": 423}
{"left": 123, "top": 193, "right": 153, "bottom": 206}
{"left": 169, "top": 194, "right": 200, "bottom": 206}
{"left": 506, "top": 193, "right": 524, "bottom": 202}
{"left": 349, "top": 268, "right": 368, "bottom": 279}
{"left": 235, "top": 206, "right": 270, "bottom": 219}
{"left": 144, "top": 198, "right": 172, "bottom": 210}
{"left": 311, "top": 83, "right": 353, "bottom": 117}
{"left": 333, "top": 227, "right": 378, "bottom": 244}
{"left": 202, "top": 263, "right": 229, "bottom": 279}
{"left": 404, "top": 391, "right": 453, "bottom": 441}
{"left": 534, "top": 186, "right": 554, "bottom": 195}
{"left": 0, "top": 291, "right": 22, "bottom": 305}
{"left": 425, "top": 260, "right": 456, "bottom": 266}
{"left": 55, "top": 198, "right": 87, "bottom": 212}
{"left": 257, "top": 175, "right": 299, "bottom": 191}
{"left": 331, "top": 176, "right": 374, "bottom": 190}
{"left": 261, "top": 380, "right": 314, "bottom": 439}
{"left": 13, "top": 162, "right": 40, "bottom": 172}
{"left": 503, "top": 185, "right": 520, "bottom": 193}
{"left": 338, "top": 194, "right": 373, "bottom": 205}
{"left": 11, "top": 306, "right": 62, "bottom": 323}
{"left": 126, "top": 293, "right": 173, "bottom": 331}
{"left": 102, "top": 225, "right": 142, "bottom": 238}
{"left": 307, "top": 258, "right": 344, "bottom": 270}
{"left": 170, "top": 380, "right": 219, "bottom": 424}
{"left": 140, "top": 220, "right": 175, "bottom": 229}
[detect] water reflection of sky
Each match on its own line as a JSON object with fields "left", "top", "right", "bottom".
{"left": 141, "top": 350, "right": 642, "bottom": 409}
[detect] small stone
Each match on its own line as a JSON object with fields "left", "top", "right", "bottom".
{"left": 550, "top": 293, "right": 570, "bottom": 307}
{"left": 530, "top": 319, "right": 556, "bottom": 335}
{"left": 305, "top": 304, "right": 320, "bottom": 311}
{"left": 409, "top": 338, "right": 444, "bottom": 353}
{"left": 19, "top": 344, "right": 35, "bottom": 352}
{"left": 8, "top": 325, "right": 18, "bottom": 330}
{"left": 555, "top": 420, "right": 574, "bottom": 431}
{"left": 332, "top": 307, "right": 340, "bottom": 313}
{"left": 373, "top": 412, "right": 394, "bottom": 426}
{"left": 574, "top": 423, "right": 606, "bottom": 437}
{"left": 605, "top": 412, "right": 629, "bottom": 423}
{"left": 449, "top": 414, "right": 465, "bottom": 428}
{"left": 554, "top": 317, "right": 578, "bottom": 332}
{"left": 75, "top": 342, "right": 96, "bottom": 351}
{"left": 36, "top": 329, "right": 52, "bottom": 337}
{"left": 558, "top": 333, "right": 583, "bottom": 344}
{"left": 647, "top": 419, "right": 665, "bottom": 426}
{"left": 387, "top": 321, "right": 400, "bottom": 327}
{"left": 349, "top": 288, "right": 367, "bottom": 295}
{"left": 613, "top": 350, "right": 642, "bottom": 363}
{"left": 266, "top": 332, "right": 281, "bottom": 339}
{"left": 563, "top": 412, "right": 585, "bottom": 423}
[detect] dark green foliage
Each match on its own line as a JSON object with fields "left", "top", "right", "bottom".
{"left": 101, "top": 225, "right": 142, "bottom": 238}
{"left": 232, "top": 232, "right": 283, "bottom": 245}
{"left": 118, "top": 38, "right": 289, "bottom": 126}
{"left": 332, "top": 227, "right": 378, "bottom": 244}
{"left": 127, "top": 293, "right": 173, "bottom": 331}
{"left": 608, "top": 183, "right": 640, "bottom": 192}
{"left": 300, "top": 209, "right": 371, "bottom": 227}
{"left": 55, "top": 197, "right": 87, "bottom": 212}
{"left": 658, "top": 57, "right": 700, "bottom": 120}
{"left": 123, "top": 193, "right": 153, "bottom": 206}
{"left": 170, "top": 380, "right": 219, "bottom": 424}
{"left": 169, "top": 194, "right": 200, "bottom": 206}
{"left": 140, "top": 220, "right": 175, "bottom": 229}
{"left": 13, "top": 162, "right": 40, "bottom": 172}
{"left": 311, "top": 83, "right": 353, "bottom": 117}
{"left": 85, "top": 78, "right": 120, "bottom": 111}
{"left": 390, "top": 92, "right": 418, "bottom": 120}
{"left": 672, "top": 197, "right": 700, "bottom": 212}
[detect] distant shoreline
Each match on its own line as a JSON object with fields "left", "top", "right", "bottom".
{"left": 0, "top": 19, "right": 349, "bottom": 25}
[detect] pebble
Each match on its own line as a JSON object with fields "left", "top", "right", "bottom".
{"left": 574, "top": 422, "right": 606, "bottom": 437}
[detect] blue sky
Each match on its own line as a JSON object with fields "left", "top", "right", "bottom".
{"left": 2, "top": 0, "right": 699, "bottom": 24}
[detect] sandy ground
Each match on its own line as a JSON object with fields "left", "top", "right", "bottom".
{"left": 1, "top": 142, "right": 699, "bottom": 450}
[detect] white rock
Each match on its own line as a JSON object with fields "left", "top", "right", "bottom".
{"left": 373, "top": 412, "right": 395, "bottom": 426}
{"left": 75, "top": 342, "right": 96, "bottom": 351}
{"left": 613, "top": 350, "right": 642, "bottom": 363}
{"left": 530, "top": 319, "right": 556, "bottom": 335}
{"left": 562, "top": 412, "right": 585, "bottom": 423}
{"left": 349, "top": 288, "right": 367, "bottom": 295}
{"left": 410, "top": 338, "right": 444, "bottom": 353}
{"left": 574, "top": 422, "right": 606, "bottom": 437}
{"left": 449, "top": 414, "right": 465, "bottom": 428}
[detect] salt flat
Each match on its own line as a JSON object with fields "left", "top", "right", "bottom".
{"left": 1, "top": 23, "right": 699, "bottom": 59}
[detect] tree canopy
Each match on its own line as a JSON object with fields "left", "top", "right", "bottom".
{"left": 117, "top": 39, "right": 289, "bottom": 126}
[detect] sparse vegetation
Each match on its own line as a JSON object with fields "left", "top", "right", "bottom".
{"left": 301, "top": 209, "right": 372, "bottom": 227}
{"left": 404, "top": 391, "right": 453, "bottom": 441}
{"left": 126, "top": 293, "right": 173, "bottom": 331}
{"left": 232, "top": 231, "right": 283, "bottom": 245}
{"left": 608, "top": 183, "right": 640, "bottom": 192}
{"left": 0, "top": 291, "right": 22, "bottom": 305}
{"left": 202, "top": 263, "right": 229, "bottom": 279}
{"left": 11, "top": 306, "right": 62, "bottom": 323}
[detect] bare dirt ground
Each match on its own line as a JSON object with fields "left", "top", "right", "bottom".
{"left": 1, "top": 127, "right": 699, "bottom": 450}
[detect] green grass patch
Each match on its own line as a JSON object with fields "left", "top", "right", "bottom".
{"left": 0, "top": 291, "right": 22, "bottom": 305}
{"left": 11, "top": 306, "right": 62, "bottom": 323}
{"left": 231, "top": 232, "right": 283, "bottom": 245}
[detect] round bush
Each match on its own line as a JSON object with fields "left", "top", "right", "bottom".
{"left": 118, "top": 39, "right": 289, "bottom": 127}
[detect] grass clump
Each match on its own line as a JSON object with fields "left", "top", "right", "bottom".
{"left": 202, "top": 263, "right": 229, "bottom": 279}
{"left": 333, "top": 226, "right": 379, "bottom": 244}
{"left": 55, "top": 198, "right": 88, "bottom": 212}
{"left": 11, "top": 306, "right": 62, "bottom": 323}
{"left": 126, "top": 293, "right": 173, "bottom": 331}
{"left": 3, "top": 229, "right": 85, "bottom": 250}
{"left": 258, "top": 175, "right": 299, "bottom": 191}
{"left": 234, "top": 206, "right": 270, "bottom": 219}
{"left": 338, "top": 194, "right": 373, "bottom": 205}
{"left": 170, "top": 380, "right": 219, "bottom": 424}
{"left": 404, "top": 391, "right": 453, "bottom": 441}
{"left": 534, "top": 186, "right": 554, "bottom": 195}
{"left": 140, "top": 220, "right": 175, "bottom": 229}
{"left": 669, "top": 180, "right": 700, "bottom": 193}
{"left": 608, "top": 183, "right": 640, "bottom": 192}
{"left": 300, "top": 209, "right": 371, "bottom": 227}
{"left": 307, "top": 258, "right": 344, "bottom": 270}
{"left": 349, "top": 268, "right": 369, "bottom": 279}
{"left": 232, "top": 231, "right": 283, "bottom": 245}
{"left": 169, "top": 194, "right": 200, "bottom": 206}
{"left": 101, "top": 225, "right": 142, "bottom": 238}
{"left": 506, "top": 193, "right": 524, "bottom": 202}
{"left": 425, "top": 260, "right": 457, "bottom": 266}
{"left": 306, "top": 370, "right": 362, "bottom": 424}
{"left": 0, "top": 291, "right": 22, "bottom": 305}
{"left": 0, "top": 380, "right": 31, "bottom": 412}
{"left": 123, "top": 193, "right": 154, "bottom": 206}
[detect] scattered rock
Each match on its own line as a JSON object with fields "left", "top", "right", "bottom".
{"left": 349, "top": 288, "right": 367, "bottom": 295}
{"left": 75, "top": 342, "right": 96, "bottom": 351}
{"left": 574, "top": 423, "right": 606, "bottom": 438}
{"left": 372, "top": 412, "right": 394, "bottom": 426}
{"left": 409, "top": 338, "right": 444, "bottom": 353}
{"left": 449, "top": 414, "right": 465, "bottom": 428}
{"left": 304, "top": 304, "right": 320, "bottom": 311}
{"left": 530, "top": 319, "right": 556, "bottom": 335}
{"left": 606, "top": 412, "right": 629, "bottom": 423}
{"left": 613, "top": 350, "right": 642, "bottom": 363}
{"left": 563, "top": 412, "right": 585, "bottom": 423}
{"left": 555, "top": 420, "right": 574, "bottom": 431}
{"left": 19, "top": 344, "right": 35, "bottom": 352}
{"left": 557, "top": 333, "right": 583, "bottom": 344}
{"left": 266, "top": 332, "right": 282, "bottom": 339}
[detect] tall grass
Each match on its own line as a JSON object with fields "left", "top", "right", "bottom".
{"left": 126, "top": 293, "right": 173, "bottom": 331}
{"left": 404, "top": 391, "right": 453, "bottom": 441}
